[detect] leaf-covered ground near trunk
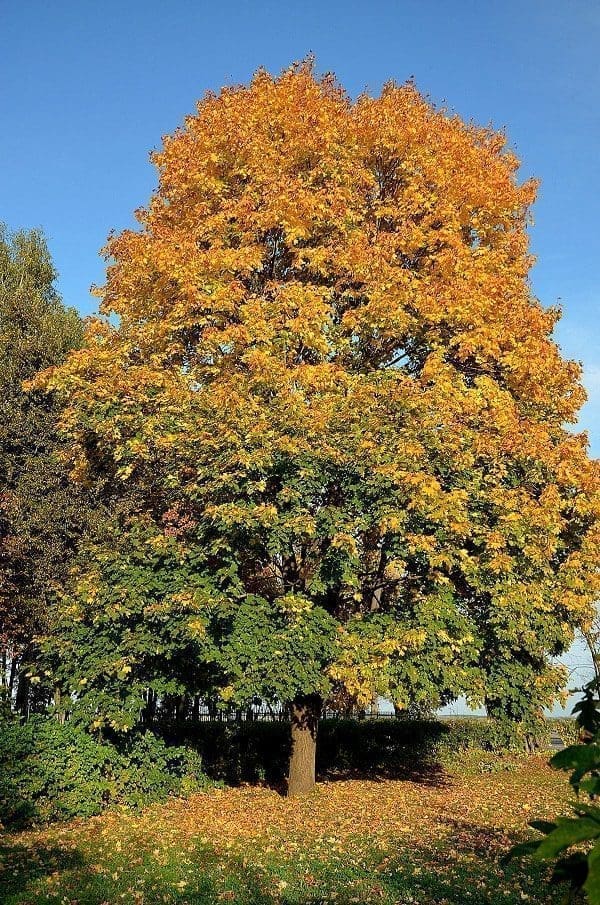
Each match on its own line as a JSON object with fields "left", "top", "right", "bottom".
{"left": 0, "top": 755, "right": 572, "bottom": 904}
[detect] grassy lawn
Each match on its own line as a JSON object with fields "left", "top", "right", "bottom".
{"left": 0, "top": 755, "right": 571, "bottom": 905}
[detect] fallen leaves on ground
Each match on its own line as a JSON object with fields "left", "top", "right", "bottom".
{"left": 0, "top": 756, "right": 571, "bottom": 904}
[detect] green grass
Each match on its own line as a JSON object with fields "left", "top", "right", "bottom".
{"left": 0, "top": 754, "right": 571, "bottom": 904}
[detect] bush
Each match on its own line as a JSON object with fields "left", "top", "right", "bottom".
{"left": 109, "top": 731, "right": 208, "bottom": 809}
{"left": 170, "top": 720, "right": 291, "bottom": 786}
{"left": 1, "top": 714, "right": 556, "bottom": 827}
{"left": 547, "top": 717, "right": 580, "bottom": 748}
{"left": 318, "top": 718, "right": 445, "bottom": 778}
{"left": 437, "top": 717, "right": 535, "bottom": 754}
{"left": 0, "top": 717, "right": 210, "bottom": 828}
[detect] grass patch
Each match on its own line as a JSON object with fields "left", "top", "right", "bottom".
{"left": 0, "top": 756, "right": 570, "bottom": 904}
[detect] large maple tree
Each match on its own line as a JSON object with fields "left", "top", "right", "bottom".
{"left": 38, "top": 64, "right": 600, "bottom": 793}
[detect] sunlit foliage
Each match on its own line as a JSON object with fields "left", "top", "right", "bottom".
{"left": 36, "top": 63, "right": 600, "bottom": 744}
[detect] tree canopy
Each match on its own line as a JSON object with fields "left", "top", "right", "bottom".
{"left": 36, "top": 64, "right": 600, "bottom": 792}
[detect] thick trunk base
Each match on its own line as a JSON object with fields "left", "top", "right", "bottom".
{"left": 287, "top": 694, "right": 321, "bottom": 796}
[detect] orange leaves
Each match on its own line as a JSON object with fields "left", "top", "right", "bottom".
{"left": 29, "top": 62, "right": 600, "bottom": 722}
{"left": 2, "top": 759, "right": 572, "bottom": 905}
{"left": 59, "top": 61, "right": 585, "bottom": 436}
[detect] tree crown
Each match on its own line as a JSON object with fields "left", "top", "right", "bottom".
{"left": 36, "top": 64, "right": 600, "bottom": 723}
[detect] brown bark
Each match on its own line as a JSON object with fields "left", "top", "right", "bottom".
{"left": 15, "top": 670, "right": 29, "bottom": 719}
{"left": 53, "top": 685, "right": 66, "bottom": 723}
{"left": 287, "top": 694, "right": 321, "bottom": 796}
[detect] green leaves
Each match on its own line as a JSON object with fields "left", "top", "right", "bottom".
{"left": 0, "top": 223, "right": 96, "bottom": 719}
{"left": 509, "top": 681, "right": 600, "bottom": 903}
{"left": 551, "top": 743, "right": 600, "bottom": 789}
{"left": 534, "top": 817, "right": 600, "bottom": 860}
{"left": 584, "top": 843, "right": 600, "bottom": 904}
{"left": 0, "top": 718, "right": 211, "bottom": 827}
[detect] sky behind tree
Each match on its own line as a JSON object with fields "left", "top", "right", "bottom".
{"left": 2, "top": 0, "right": 598, "bottom": 713}
{"left": 2, "top": 1, "right": 598, "bottom": 455}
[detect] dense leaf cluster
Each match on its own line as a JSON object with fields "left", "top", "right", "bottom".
{"left": 0, "top": 716, "right": 208, "bottom": 827}
{"left": 35, "top": 65, "right": 599, "bottom": 738}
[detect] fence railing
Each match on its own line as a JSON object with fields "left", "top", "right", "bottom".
{"left": 181, "top": 704, "right": 397, "bottom": 722}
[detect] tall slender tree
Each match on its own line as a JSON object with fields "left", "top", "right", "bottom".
{"left": 37, "top": 64, "right": 600, "bottom": 793}
{"left": 0, "top": 224, "right": 88, "bottom": 714}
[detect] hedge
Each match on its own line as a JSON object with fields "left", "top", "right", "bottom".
{"left": 168, "top": 716, "right": 548, "bottom": 786}
{"left": 1, "top": 715, "right": 573, "bottom": 827}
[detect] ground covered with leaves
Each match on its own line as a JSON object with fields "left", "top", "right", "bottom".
{"left": 0, "top": 755, "right": 571, "bottom": 904}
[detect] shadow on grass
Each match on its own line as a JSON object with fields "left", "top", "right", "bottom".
{"left": 0, "top": 819, "right": 562, "bottom": 905}
{"left": 0, "top": 839, "right": 87, "bottom": 902}
{"left": 318, "top": 758, "right": 449, "bottom": 787}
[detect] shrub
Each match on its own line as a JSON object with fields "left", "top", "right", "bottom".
{"left": 109, "top": 732, "right": 208, "bottom": 809}
{"left": 437, "top": 717, "right": 540, "bottom": 753}
{"left": 1, "top": 714, "right": 556, "bottom": 828}
{"left": 170, "top": 720, "right": 291, "bottom": 786}
{"left": 547, "top": 717, "right": 580, "bottom": 748}
{"left": 0, "top": 717, "right": 210, "bottom": 828}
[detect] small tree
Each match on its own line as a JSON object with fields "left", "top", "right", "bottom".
{"left": 38, "top": 64, "right": 600, "bottom": 793}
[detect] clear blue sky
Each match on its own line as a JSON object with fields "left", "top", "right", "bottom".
{"left": 1, "top": 0, "right": 599, "bottom": 452}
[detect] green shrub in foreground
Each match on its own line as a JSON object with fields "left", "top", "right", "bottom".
{"left": 0, "top": 718, "right": 210, "bottom": 828}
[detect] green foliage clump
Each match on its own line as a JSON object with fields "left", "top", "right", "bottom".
{"left": 549, "top": 717, "right": 581, "bottom": 748}
{"left": 437, "top": 716, "right": 545, "bottom": 753}
{"left": 110, "top": 731, "right": 207, "bottom": 809}
{"left": 0, "top": 717, "right": 112, "bottom": 826}
{"left": 0, "top": 223, "right": 96, "bottom": 716}
{"left": 0, "top": 717, "right": 210, "bottom": 828}
{"left": 42, "top": 523, "right": 339, "bottom": 732}
{"left": 508, "top": 681, "right": 600, "bottom": 903}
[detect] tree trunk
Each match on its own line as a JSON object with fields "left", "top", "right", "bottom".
{"left": 15, "top": 671, "right": 29, "bottom": 720}
{"left": 287, "top": 694, "right": 321, "bottom": 796}
{"left": 8, "top": 653, "right": 18, "bottom": 701}
{"left": 583, "top": 631, "right": 600, "bottom": 689}
{"left": 53, "top": 685, "right": 66, "bottom": 723}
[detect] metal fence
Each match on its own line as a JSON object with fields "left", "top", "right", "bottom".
{"left": 189, "top": 703, "right": 396, "bottom": 722}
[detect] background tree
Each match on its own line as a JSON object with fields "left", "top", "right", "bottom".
{"left": 0, "top": 224, "right": 92, "bottom": 715}
{"left": 37, "top": 64, "right": 600, "bottom": 793}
